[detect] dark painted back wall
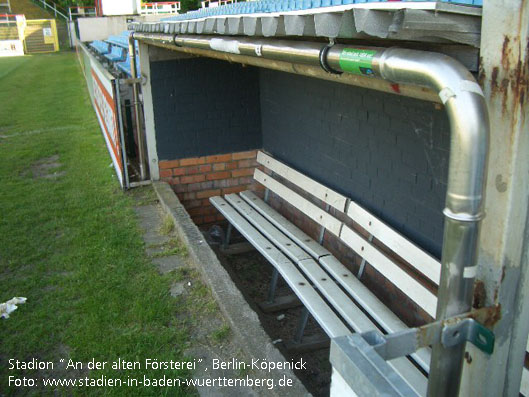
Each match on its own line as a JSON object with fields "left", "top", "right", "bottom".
{"left": 150, "top": 58, "right": 262, "bottom": 160}
{"left": 259, "top": 69, "right": 450, "bottom": 257}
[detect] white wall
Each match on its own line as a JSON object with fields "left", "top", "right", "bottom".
{"left": 100, "top": 0, "right": 137, "bottom": 16}
{"left": 77, "top": 16, "right": 129, "bottom": 42}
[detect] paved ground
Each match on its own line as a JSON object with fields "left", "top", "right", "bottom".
{"left": 134, "top": 192, "right": 264, "bottom": 397}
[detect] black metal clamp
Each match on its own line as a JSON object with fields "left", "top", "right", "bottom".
{"left": 319, "top": 41, "right": 342, "bottom": 75}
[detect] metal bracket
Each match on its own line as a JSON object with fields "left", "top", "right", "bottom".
{"left": 121, "top": 75, "right": 147, "bottom": 86}
{"left": 442, "top": 318, "right": 494, "bottom": 354}
{"left": 360, "top": 308, "right": 496, "bottom": 362}
{"left": 121, "top": 77, "right": 142, "bottom": 85}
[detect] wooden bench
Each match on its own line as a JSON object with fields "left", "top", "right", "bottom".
{"left": 210, "top": 151, "right": 442, "bottom": 396}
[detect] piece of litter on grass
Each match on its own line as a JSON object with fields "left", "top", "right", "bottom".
{"left": 187, "top": 282, "right": 191, "bottom": 287}
{"left": 272, "top": 339, "right": 283, "bottom": 345}
{"left": 276, "top": 314, "right": 285, "bottom": 321}
{"left": 0, "top": 297, "right": 27, "bottom": 319}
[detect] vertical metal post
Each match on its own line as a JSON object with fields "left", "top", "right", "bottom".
{"left": 223, "top": 223, "right": 232, "bottom": 249}
{"left": 114, "top": 79, "right": 130, "bottom": 189}
{"left": 67, "top": 21, "right": 72, "bottom": 49}
{"left": 129, "top": 34, "right": 148, "bottom": 181}
{"left": 428, "top": 219, "right": 481, "bottom": 396}
{"left": 457, "top": 2, "right": 529, "bottom": 396}
{"left": 294, "top": 307, "right": 310, "bottom": 344}
{"left": 357, "top": 234, "right": 374, "bottom": 279}
{"left": 318, "top": 204, "right": 330, "bottom": 244}
{"left": 267, "top": 269, "right": 279, "bottom": 303}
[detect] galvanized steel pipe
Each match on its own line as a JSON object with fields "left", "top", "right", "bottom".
{"left": 132, "top": 33, "right": 440, "bottom": 103}
{"left": 132, "top": 32, "right": 490, "bottom": 396}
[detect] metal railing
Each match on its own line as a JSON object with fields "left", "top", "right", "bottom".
{"left": 200, "top": 0, "right": 236, "bottom": 8}
{"left": 32, "top": 0, "right": 68, "bottom": 20}
{"left": 140, "top": 2, "right": 181, "bottom": 15}
{"left": 68, "top": 6, "right": 97, "bottom": 20}
{"left": 0, "top": 13, "right": 17, "bottom": 23}
{"left": 0, "top": 0, "right": 11, "bottom": 13}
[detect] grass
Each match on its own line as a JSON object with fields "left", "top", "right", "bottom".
{"left": 149, "top": 238, "right": 188, "bottom": 258}
{"left": 0, "top": 53, "right": 192, "bottom": 395}
{"left": 10, "top": 0, "right": 58, "bottom": 20}
{"left": 210, "top": 325, "right": 231, "bottom": 344}
{"left": 174, "top": 268, "right": 218, "bottom": 318}
{"left": 160, "top": 215, "right": 176, "bottom": 236}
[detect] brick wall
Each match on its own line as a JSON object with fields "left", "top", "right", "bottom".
{"left": 260, "top": 69, "right": 450, "bottom": 258}
{"left": 159, "top": 149, "right": 263, "bottom": 226}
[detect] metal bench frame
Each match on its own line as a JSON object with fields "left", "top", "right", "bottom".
{"left": 210, "top": 150, "right": 443, "bottom": 396}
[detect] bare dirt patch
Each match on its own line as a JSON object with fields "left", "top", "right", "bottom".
{"left": 27, "top": 155, "right": 66, "bottom": 179}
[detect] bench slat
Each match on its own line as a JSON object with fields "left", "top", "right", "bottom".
{"left": 257, "top": 150, "right": 440, "bottom": 286}
{"left": 320, "top": 255, "right": 431, "bottom": 373}
{"left": 254, "top": 168, "right": 343, "bottom": 237}
{"left": 295, "top": 262, "right": 426, "bottom": 396}
{"left": 226, "top": 193, "right": 376, "bottom": 333}
{"left": 340, "top": 225, "right": 438, "bottom": 318}
{"left": 242, "top": 191, "right": 431, "bottom": 373}
{"left": 240, "top": 191, "right": 331, "bottom": 258}
{"left": 257, "top": 151, "right": 348, "bottom": 212}
{"left": 221, "top": 194, "right": 427, "bottom": 395}
{"left": 224, "top": 194, "right": 312, "bottom": 264}
{"left": 347, "top": 201, "right": 441, "bottom": 285}
{"left": 210, "top": 196, "right": 350, "bottom": 338}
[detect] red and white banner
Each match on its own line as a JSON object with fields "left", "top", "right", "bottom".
{"left": 90, "top": 59, "right": 125, "bottom": 187}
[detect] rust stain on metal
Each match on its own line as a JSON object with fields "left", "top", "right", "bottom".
{"left": 464, "top": 351, "right": 473, "bottom": 364}
{"left": 490, "top": 34, "right": 529, "bottom": 119}
{"left": 490, "top": 67, "right": 499, "bottom": 90}
{"left": 473, "top": 279, "right": 486, "bottom": 309}
{"left": 468, "top": 305, "right": 502, "bottom": 328}
{"left": 501, "top": 36, "right": 511, "bottom": 71}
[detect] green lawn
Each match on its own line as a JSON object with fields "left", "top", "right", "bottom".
{"left": 0, "top": 53, "right": 191, "bottom": 395}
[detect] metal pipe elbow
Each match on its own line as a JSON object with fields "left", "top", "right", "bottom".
{"left": 376, "top": 48, "right": 489, "bottom": 221}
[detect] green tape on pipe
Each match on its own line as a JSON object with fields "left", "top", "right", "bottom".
{"left": 339, "top": 48, "right": 376, "bottom": 76}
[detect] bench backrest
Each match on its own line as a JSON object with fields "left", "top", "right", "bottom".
{"left": 255, "top": 150, "right": 441, "bottom": 318}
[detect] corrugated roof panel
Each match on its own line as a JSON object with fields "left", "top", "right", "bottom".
{"left": 160, "top": 0, "right": 481, "bottom": 22}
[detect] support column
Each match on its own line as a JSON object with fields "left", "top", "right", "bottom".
{"left": 459, "top": 1, "right": 529, "bottom": 396}
{"left": 137, "top": 42, "right": 159, "bottom": 180}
